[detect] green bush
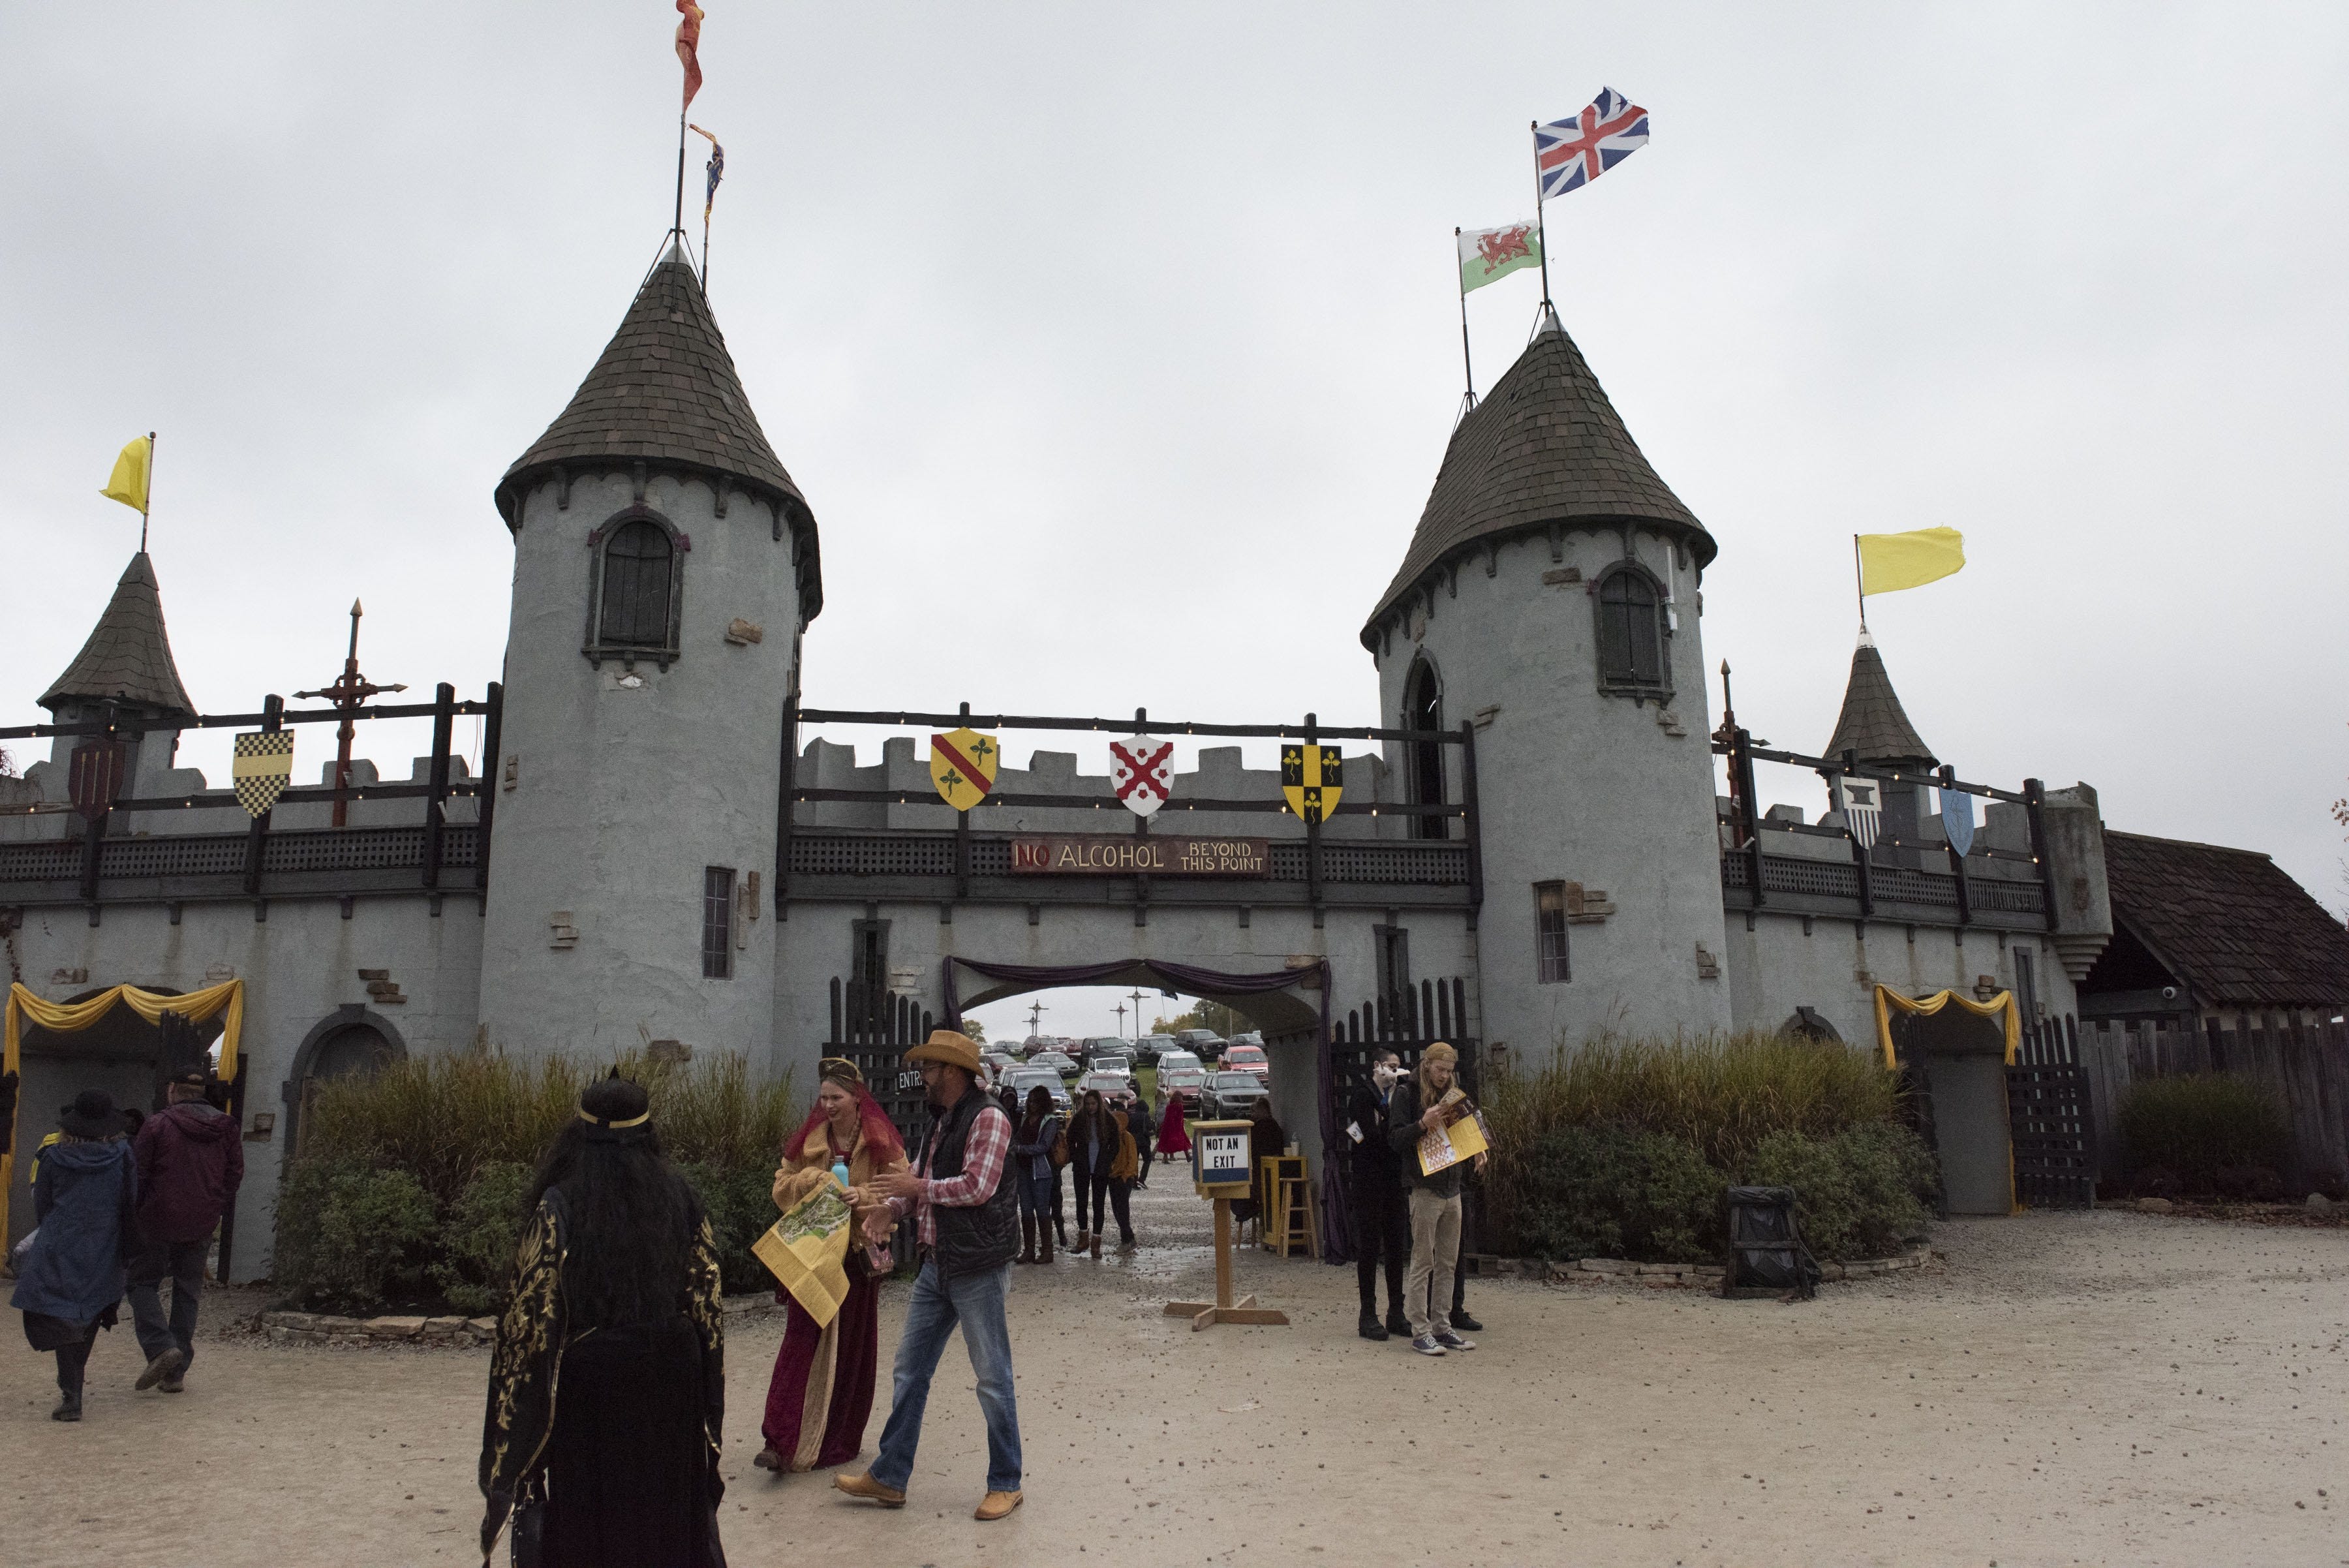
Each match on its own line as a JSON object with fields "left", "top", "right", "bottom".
{"left": 681, "top": 1161, "right": 783, "bottom": 1295}
{"left": 274, "top": 1049, "right": 796, "bottom": 1311}
{"left": 1515, "top": 1125, "right": 1725, "bottom": 1263}
{"left": 2120, "top": 1075, "right": 2290, "bottom": 1191}
{"left": 425, "top": 1161, "right": 536, "bottom": 1316}
{"left": 1742, "top": 1124, "right": 1935, "bottom": 1261}
{"left": 271, "top": 1156, "right": 440, "bottom": 1313}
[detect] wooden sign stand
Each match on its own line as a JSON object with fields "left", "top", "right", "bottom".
{"left": 1163, "top": 1195, "right": 1289, "bottom": 1332}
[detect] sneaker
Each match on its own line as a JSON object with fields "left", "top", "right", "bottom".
{"left": 135, "top": 1347, "right": 187, "bottom": 1391}
{"left": 1409, "top": 1334, "right": 1447, "bottom": 1357}
{"left": 1358, "top": 1312, "right": 1389, "bottom": 1342}
{"left": 1434, "top": 1329, "right": 1476, "bottom": 1352}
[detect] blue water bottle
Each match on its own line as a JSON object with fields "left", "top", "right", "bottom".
{"left": 831, "top": 1158, "right": 851, "bottom": 1189}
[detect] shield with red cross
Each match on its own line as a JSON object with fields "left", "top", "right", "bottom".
{"left": 1109, "top": 735, "right": 1173, "bottom": 819}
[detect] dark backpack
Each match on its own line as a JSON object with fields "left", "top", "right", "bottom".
{"left": 1722, "top": 1186, "right": 1823, "bottom": 1300}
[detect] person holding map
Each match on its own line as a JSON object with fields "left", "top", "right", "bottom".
{"left": 755, "top": 1059, "right": 908, "bottom": 1475}
{"left": 1385, "top": 1042, "right": 1484, "bottom": 1357}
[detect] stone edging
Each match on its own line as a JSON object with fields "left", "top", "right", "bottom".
{"left": 1470, "top": 1246, "right": 1933, "bottom": 1289}
{"left": 258, "top": 1293, "right": 780, "bottom": 1348}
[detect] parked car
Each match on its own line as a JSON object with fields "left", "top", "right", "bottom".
{"left": 1076, "top": 1036, "right": 1124, "bottom": 1068}
{"left": 1088, "top": 1047, "right": 1133, "bottom": 1075}
{"left": 1135, "top": 1033, "right": 1178, "bottom": 1067}
{"left": 1004, "top": 1066, "right": 1071, "bottom": 1115}
{"left": 1173, "top": 1028, "right": 1225, "bottom": 1062}
{"left": 1221, "top": 1043, "right": 1269, "bottom": 1082}
{"left": 1229, "top": 1031, "right": 1264, "bottom": 1049}
{"left": 1199, "top": 1069, "right": 1270, "bottom": 1120}
{"left": 1156, "top": 1053, "right": 1208, "bottom": 1109}
{"left": 1029, "top": 1050, "right": 1080, "bottom": 1081}
{"left": 982, "top": 1049, "right": 1021, "bottom": 1083}
{"left": 1077, "top": 1068, "right": 1132, "bottom": 1099}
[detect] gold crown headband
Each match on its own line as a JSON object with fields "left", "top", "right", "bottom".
{"left": 578, "top": 1109, "right": 651, "bottom": 1129}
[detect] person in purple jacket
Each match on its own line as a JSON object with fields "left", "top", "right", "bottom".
{"left": 126, "top": 1067, "right": 243, "bottom": 1393}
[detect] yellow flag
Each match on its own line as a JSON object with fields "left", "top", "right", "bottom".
{"left": 100, "top": 434, "right": 153, "bottom": 515}
{"left": 1858, "top": 526, "right": 1964, "bottom": 596}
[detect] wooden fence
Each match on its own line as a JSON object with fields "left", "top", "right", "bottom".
{"left": 2076, "top": 1013, "right": 2349, "bottom": 1186}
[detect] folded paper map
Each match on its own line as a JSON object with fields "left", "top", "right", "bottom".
{"left": 754, "top": 1182, "right": 853, "bottom": 1327}
{"left": 1417, "top": 1088, "right": 1490, "bottom": 1175}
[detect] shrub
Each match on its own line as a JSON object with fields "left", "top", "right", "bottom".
{"left": 2119, "top": 1075, "right": 2289, "bottom": 1193}
{"left": 1514, "top": 1125, "right": 1724, "bottom": 1263}
{"left": 271, "top": 1156, "right": 440, "bottom": 1313}
{"left": 681, "top": 1161, "right": 784, "bottom": 1295}
{"left": 1742, "top": 1124, "right": 1936, "bottom": 1261}
{"left": 425, "top": 1161, "right": 536, "bottom": 1316}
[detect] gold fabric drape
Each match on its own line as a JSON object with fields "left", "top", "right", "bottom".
{"left": 3, "top": 978, "right": 246, "bottom": 1201}
{"left": 1871, "top": 985, "right": 2020, "bottom": 1069}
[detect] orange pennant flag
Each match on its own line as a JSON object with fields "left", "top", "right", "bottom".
{"left": 675, "top": 1, "right": 705, "bottom": 109}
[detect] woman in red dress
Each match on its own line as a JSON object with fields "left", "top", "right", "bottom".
{"left": 755, "top": 1060, "right": 909, "bottom": 1475}
{"left": 1156, "top": 1090, "right": 1191, "bottom": 1164}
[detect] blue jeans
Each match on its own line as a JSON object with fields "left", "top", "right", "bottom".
{"left": 127, "top": 1238, "right": 207, "bottom": 1370}
{"left": 1018, "top": 1172, "right": 1053, "bottom": 1219}
{"left": 871, "top": 1257, "right": 1021, "bottom": 1494}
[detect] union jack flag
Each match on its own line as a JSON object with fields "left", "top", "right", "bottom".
{"left": 1536, "top": 87, "right": 1650, "bottom": 200}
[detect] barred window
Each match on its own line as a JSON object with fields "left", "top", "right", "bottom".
{"left": 1535, "top": 882, "right": 1571, "bottom": 984}
{"left": 1594, "top": 564, "right": 1668, "bottom": 696}
{"left": 600, "top": 520, "right": 675, "bottom": 648}
{"left": 702, "top": 867, "right": 735, "bottom": 979}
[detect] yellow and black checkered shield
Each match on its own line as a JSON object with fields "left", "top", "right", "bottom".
{"left": 1280, "top": 743, "right": 1342, "bottom": 824}
{"left": 232, "top": 731, "right": 295, "bottom": 818}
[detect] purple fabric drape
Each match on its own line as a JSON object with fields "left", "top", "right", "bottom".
{"left": 941, "top": 956, "right": 1351, "bottom": 1262}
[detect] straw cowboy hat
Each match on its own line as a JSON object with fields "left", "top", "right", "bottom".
{"left": 905, "top": 1030, "right": 983, "bottom": 1075}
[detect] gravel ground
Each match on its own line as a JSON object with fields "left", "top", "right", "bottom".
{"left": 3, "top": 1180, "right": 2342, "bottom": 1568}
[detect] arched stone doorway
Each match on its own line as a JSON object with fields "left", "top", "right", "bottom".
{"left": 280, "top": 1006, "right": 407, "bottom": 1167}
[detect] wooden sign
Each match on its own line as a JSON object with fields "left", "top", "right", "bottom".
{"left": 1008, "top": 835, "right": 1269, "bottom": 876}
{"left": 1190, "top": 1118, "right": 1254, "bottom": 1195}
{"left": 1166, "top": 1118, "right": 1288, "bottom": 1331}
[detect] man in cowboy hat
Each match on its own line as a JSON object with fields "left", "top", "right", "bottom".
{"left": 127, "top": 1066, "right": 243, "bottom": 1392}
{"left": 836, "top": 1029, "right": 1026, "bottom": 1521}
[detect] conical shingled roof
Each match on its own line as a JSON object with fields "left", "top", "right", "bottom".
{"left": 1361, "top": 316, "right": 1713, "bottom": 647}
{"left": 40, "top": 552, "right": 197, "bottom": 718}
{"left": 1823, "top": 631, "right": 1935, "bottom": 767}
{"left": 497, "top": 245, "right": 821, "bottom": 617}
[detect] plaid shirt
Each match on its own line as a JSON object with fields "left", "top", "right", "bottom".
{"left": 891, "top": 1099, "right": 1012, "bottom": 1251}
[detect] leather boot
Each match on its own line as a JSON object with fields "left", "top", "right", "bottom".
{"left": 1090, "top": 1230, "right": 1103, "bottom": 1260}
{"left": 1018, "top": 1214, "right": 1037, "bottom": 1264}
{"left": 1039, "top": 1224, "right": 1054, "bottom": 1263}
{"left": 1076, "top": 1228, "right": 1090, "bottom": 1255}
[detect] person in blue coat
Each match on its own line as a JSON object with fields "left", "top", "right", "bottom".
{"left": 10, "top": 1090, "right": 140, "bottom": 1422}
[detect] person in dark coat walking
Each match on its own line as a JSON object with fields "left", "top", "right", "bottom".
{"left": 1065, "top": 1090, "right": 1133, "bottom": 1257}
{"left": 1122, "top": 1090, "right": 1154, "bottom": 1190}
{"left": 10, "top": 1090, "right": 140, "bottom": 1422}
{"left": 1344, "top": 1051, "right": 1411, "bottom": 1340}
{"left": 126, "top": 1067, "right": 244, "bottom": 1392}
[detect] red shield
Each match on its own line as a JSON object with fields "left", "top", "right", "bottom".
{"left": 68, "top": 741, "right": 129, "bottom": 819}
{"left": 1109, "top": 736, "right": 1173, "bottom": 819}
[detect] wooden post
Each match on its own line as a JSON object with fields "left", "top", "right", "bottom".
{"left": 474, "top": 681, "right": 503, "bottom": 895}
{"left": 1458, "top": 718, "right": 1484, "bottom": 916}
{"left": 1304, "top": 711, "right": 1323, "bottom": 914}
{"left": 2023, "top": 778, "right": 2061, "bottom": 934}
{"left": 775, "top": 694, "right": 797, "bottom": 916}
{"left": 422, "top": 681, "right": 455, "bottom": 889}
{"left": 213, "top": 1056, "right": 249, "bottom": 1282}
{"left": 1939, "top": 765, "right": 1969, "bottom": 927}
{"left": 1841, "top": 748, "right": 1874, "bottom": 921}
{"left": 1163, "top": 1121, "right": 1289, "bottom": 1330}
{"left": 243, "top": 695, "right": 283, "bottom": 897}
{"left": 1734, "top": 724, "right": 1766, "bottom": 907}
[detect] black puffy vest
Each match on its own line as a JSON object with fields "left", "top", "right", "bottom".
{"left": 923, "top": 1089, "right": 1019, "bottom": 1277}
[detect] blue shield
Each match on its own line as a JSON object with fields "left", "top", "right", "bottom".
{"left": 1940, "top": 788, "right": 1976, "bottom": 859}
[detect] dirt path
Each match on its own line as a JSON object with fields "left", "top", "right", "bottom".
{"left": 3, "top": 1182, "right": 2342, "bottom": 1567}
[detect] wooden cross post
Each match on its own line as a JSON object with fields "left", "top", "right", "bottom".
{"left": 294, "top": 600, "right": 406, "bottom": 827}
{"left": 1163, "top": 1119, "right": 1289, "bottom": 1332}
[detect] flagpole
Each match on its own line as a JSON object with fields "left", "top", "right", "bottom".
{"left": 673, "top": 110, "right": 688, "bottom": 239}
{"left": 141, "top": 431, "right": 154, "bottom": 554}
{"left": 1454, "top": 229, "right": 1475, "bottom": 414}
{"left": 1530, "top": 120, "right": 1554, "bottom": 313}
{"left": 1852, "top": 534, "right": 1867, "bottom": 630}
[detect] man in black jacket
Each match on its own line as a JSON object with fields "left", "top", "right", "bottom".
{"left": 1344, "top": 1051, "right": 1411, "bottom": 1340}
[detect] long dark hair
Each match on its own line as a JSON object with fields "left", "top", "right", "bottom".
{"left": 527, "top": 1074, "right": 700, "bottom": 1329}
{"left": 1021, "top": 1084, "right": 1054, "bottom": 1139}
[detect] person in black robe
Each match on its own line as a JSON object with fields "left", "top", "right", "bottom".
{"left": 479, "top": 1073, "right": 727, "bottom": 1568}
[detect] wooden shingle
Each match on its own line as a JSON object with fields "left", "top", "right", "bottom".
{"left": 2103, "top": 831, "right": 2349, "bottom": 1009}
{"left": 40, "top": 551, "right": 196, "bottom": 718}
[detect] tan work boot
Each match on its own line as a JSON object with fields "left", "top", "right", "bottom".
{"left": 833, "top": 1471, "right": 906, "bottom": 1507}
{"left": 975, "top": 1489, "right": 1024, "bottom": 1521}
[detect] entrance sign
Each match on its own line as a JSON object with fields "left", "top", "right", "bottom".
{"left": 1109, "top": 735, "right": 1173, "bottom": 818}
{"left": 1009, "top": 835, "right": 1268, "bottom": 876}
{"left": 1280, "top": 743, "right": 1342, "bottom": 823}
{"left": 232, "top": 731, "right": 296, "bottom": 818}
{"left": 929, "top": 727, "right": 998, "bottom": 812}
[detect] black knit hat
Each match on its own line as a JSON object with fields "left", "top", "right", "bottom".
{"left": 59, "top": 1088, "right": 129, "bottom": 1140}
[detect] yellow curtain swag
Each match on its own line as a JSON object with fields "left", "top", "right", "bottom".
{"left": 1871, "top": 984, "right": 2021, "bottom": 1069}
{"left": 4, "top": 979, "right": 246, "bottom": 1201}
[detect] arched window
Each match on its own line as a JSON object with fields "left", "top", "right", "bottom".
{"left": 1594, "top": 563, "right": 1669, "bottom": 698}
{"left": 585, "top": 510, "right": 684, "bottom": 666}
{"left": 1402, "top": 656, "right": 1447, "bottom": 841}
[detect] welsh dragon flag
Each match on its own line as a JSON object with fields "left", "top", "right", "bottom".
{"left": 1458, "top": 221, "right": 1541, "bottom": 294}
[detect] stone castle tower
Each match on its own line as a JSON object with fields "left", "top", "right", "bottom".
{"left": 1362, "top": 313, "right": 1732, "bottom": 1051}
{"left": 476, "top": 245, "right": 821, "bottom": 1061}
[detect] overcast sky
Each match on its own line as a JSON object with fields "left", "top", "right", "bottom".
{"left": 5, "top": 5, "right": 2344, "bottom": 1036}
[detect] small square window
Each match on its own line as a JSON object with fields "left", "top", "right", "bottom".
{"left": 702, "top": 867, "right": 735, "bottom": 979}
{"left": 1535, "top": 882, "right": 1571, "bottom": 984}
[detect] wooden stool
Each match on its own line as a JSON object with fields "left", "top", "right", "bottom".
{"left": 1271, "top": 1170, "right": 1319, "bottom": 1259}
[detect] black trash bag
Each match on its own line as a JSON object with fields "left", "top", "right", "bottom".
{"left": 1723, "top": 1185, "right": 1822, "bottom": 1300}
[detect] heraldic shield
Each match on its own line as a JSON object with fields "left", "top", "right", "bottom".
{"left": 1110, "top": 734, "right": 1173, "bottom": 818}
{"left": 929, "top": 727, "right": 999, "bottom": 813}
{"left": 1280, "top": 743, "right": 1342, "bottom": 824}
{"left": 232, "top": 731, "right": 296, "bottom": 818}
